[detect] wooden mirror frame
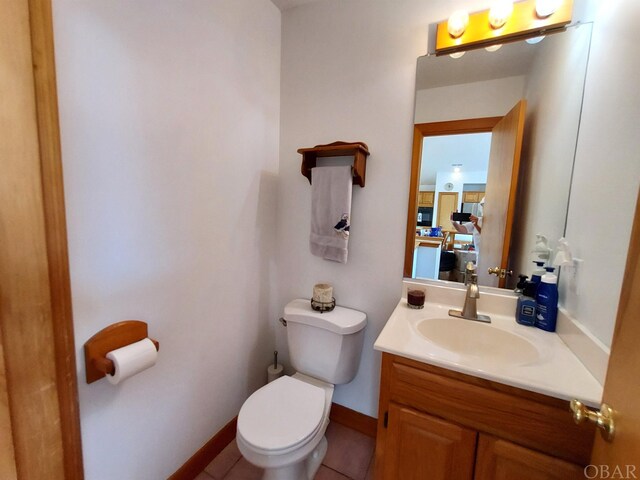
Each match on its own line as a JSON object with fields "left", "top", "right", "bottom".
{"left": 403, "top": 117, "right": 502, "bottom": 278}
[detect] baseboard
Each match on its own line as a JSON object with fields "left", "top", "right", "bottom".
{"left": 330, "top": 403, "right": 377, "bottom": 438}
{"left": 169, "top": 416, "right": 237, "bottom": 480}
{"left": 169, "top": 403, "right": 376, "bottom": 480}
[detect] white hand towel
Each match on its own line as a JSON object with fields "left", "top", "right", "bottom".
{"left": 310, "top": 166, "right": 353, "bottom": 263}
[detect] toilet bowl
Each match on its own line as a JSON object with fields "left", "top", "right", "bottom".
{"left": 237, "top": 373, "right": 333, "bottom": 480}
{"left": 236, "top": 299, "right": 367, "bottom": 480}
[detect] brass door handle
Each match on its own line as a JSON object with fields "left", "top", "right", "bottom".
{"left": 487, "top": 267, "right": 513, "bottom": 278}
{"left": 570, "top": 399, "right": 615, "bottom": 441}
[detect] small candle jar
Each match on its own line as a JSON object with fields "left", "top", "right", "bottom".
{"left": 313, "top": 283, "right": 333, "bottom": 304}
{"left": 407, "top": 289, "right": 426, "bottom": 309}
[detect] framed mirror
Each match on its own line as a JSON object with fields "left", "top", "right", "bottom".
{"left": 404, "top": 23, "right": 593, "bottom": 288}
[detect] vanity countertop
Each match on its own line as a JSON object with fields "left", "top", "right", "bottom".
{"left": 374, "top": 282, "right": 603, "bottom": 406}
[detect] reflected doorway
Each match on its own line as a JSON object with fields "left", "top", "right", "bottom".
{"left": 405, "top": 101, "right": 526, "bottom": 288}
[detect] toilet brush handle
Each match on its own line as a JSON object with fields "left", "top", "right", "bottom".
{"left": 273, "top": 350, "right": 278, "bottom": 368}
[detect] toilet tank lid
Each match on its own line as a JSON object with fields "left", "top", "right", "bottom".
{"left": 284, "top": 299, "right": 367, "bottom": 335}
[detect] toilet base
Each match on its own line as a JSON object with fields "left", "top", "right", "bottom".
{"left": 262, "top": 436, "right": 327, "bottom": 480}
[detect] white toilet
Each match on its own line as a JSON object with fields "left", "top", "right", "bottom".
{"left": 236, "top": 299, "right": 367, "bottom": 480}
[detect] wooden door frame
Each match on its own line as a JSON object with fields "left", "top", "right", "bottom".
{"left": 591, "top": 187, "right": 640, "bottom": 466}
{"left": 404, "top": 118, "right": 502, "bottom": 277}
{"left": 1, "top": 0, "right": 83, "bottom": 478}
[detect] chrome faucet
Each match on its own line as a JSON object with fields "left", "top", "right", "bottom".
{"left": 449, "top": 262, "right": 491, "bottom": 323}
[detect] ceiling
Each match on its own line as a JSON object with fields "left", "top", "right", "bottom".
{"left": 420, "top": 133, "right": 492, "bottom": 185}
{"left": 270, "top": 0, "right": 324, "bottom": 11}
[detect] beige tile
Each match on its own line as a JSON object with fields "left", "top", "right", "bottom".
{"left": 194, "top": 472, "right": 215, "bottom": 480}
{"left": 314, "top": 465, "right": 350, "bottom": 480}
{"left": 223, "top": 457, "right": 263, "bottom": 480}
{"left": 322, "top": 423, "right": 375, "bottom": 480}
{"left": 204, "top": 440, "right": 242, "bottom": 479}
{"left": 364, "top": 455, "right": 375, "bottom": 480}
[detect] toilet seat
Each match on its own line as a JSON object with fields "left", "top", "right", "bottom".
{"left": 237, "top": 376, "right": 326, "bottom": 456}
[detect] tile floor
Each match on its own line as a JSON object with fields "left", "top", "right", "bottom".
{"left": 196, "top": 422, "right": 375, "bottom": 480}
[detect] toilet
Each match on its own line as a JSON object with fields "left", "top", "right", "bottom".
{"left": 236, "top": 299, "right": 367, "bottom": 480}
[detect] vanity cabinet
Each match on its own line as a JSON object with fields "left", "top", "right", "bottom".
{"left": 475, "top": 435, "right": 584, "bottom": 479}
{"left": 375, "top": 353, "right": 595, "bottom": 480}
{"left": 384, "top": 403, "right": 476, "bottom": 479}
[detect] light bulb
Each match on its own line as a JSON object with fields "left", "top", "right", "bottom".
{"left": 526, "top": 36, "right": 546, "bottom": 44}
{"left": 454, "top": 166, "right": 461, "bottom": 173}
{"left": 489, "top": 0, "right": 513, "bottom": 29}
{"left": 448, "top": 10, "right": 469, "bottom": 38}
{"left": 449, "top": 51, "right": 466, "bottom": 59}
{"left": 536, "top": 0, "right": 562, "bottom": 18}
{"left": 485, "top": 44, "right": 502, "bottom": 52}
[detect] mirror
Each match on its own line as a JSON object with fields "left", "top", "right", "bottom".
{"left": 405, "top": 23, "right": 593, "bottom": 288}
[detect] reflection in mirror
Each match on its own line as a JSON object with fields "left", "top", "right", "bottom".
{"left": 405, "top": 23, "right": 593, "bottom": 289}
{"left": 414, "top": 133, "right": 490, "bottom": 282}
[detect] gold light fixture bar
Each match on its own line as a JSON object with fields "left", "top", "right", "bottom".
{"left": 436, "top": 0, "right": 573, "bottom": 55}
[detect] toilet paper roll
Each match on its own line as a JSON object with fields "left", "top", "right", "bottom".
{"left": 106, "top": 338, "right": 158, "bottom": 385}
{"left": 267, "top": 363, "right": 284, "bottom": 383}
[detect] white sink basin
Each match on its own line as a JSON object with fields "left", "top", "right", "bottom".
{"left": 416, "top": 317, "right": 542, "bottom": 365}
{"left": 374, "top": 286, "right": 604, "bottom": 405}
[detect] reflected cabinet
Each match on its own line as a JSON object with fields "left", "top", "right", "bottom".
{"left": 375, "top": 354, "right": 593, "bottom": 480}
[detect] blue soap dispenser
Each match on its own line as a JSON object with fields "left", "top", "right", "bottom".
{"left": 535, "top": 271, "right": 558, "bottom": 332}
{"left": 516, "top": 280, "right": 537, "bottom": 326}
{"left": 514, "top": 274, "right": 528, "bottom": 294}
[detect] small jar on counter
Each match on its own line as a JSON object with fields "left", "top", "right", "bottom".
{"left": 407, "top": 289, "right": 426, "bottom": 309}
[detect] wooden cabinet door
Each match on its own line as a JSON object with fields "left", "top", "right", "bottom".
{"left": 475, "top": 435, "right": 584, "bottom": 480}
{"left": 463, "top": 192, "right": 478, "bottom": 203}
{"left": 382, "top": 402, "right": 476, "bottom": 480}
{"left": 424, "top": 191, "right": 434, "bottom": 206}
{"left": 418, "top": 191, "right": 434, "bottom": 207}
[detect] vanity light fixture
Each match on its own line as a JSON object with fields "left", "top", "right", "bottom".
{"left": 489, "top": 0, "right": 514, "bottom": 29}
{"left": 535, "top": 0, "right": 562, "bottom": 17}
{"left": 435, "top": 0, "right": 572, "bottom": 56}
{"left": 485, "top": 44, "right": 503, "bottom": 52}
{"left": 449, "top": 51, "right": 466, "bottom": 59}
{"left": 448, "top": 10, "right": 469, "bottom": 38}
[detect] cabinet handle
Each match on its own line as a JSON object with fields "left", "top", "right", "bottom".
{"left": 570, "top": 399, "right": 615, "bottom": 441}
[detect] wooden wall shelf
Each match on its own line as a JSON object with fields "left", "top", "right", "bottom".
{"left": 298, "top": 141, "right": 370, "bottom": 187}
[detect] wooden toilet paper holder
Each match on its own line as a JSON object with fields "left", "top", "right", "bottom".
{"left": 84, "top": 320, "right": 159, "bottom": 384}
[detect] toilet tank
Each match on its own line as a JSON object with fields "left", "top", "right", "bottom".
{"left": 284, "top": 299, "right": 367, "bottom": 385}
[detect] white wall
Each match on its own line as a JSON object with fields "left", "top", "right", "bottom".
{"left": 560, "top": 0, "right": 640, "bottom": 347}
{"left": 510, "top": 24, "right": 592, "bottom": 286}
{"left": 433, "top": 170, "right": 487, "bottom": 226}
{"left": 415, "top": 76, "right": 525, "bottom": 123}
{"left": 276, "top": 0, "right": 488, "bottom": 418}
{"left": 53, "top": 1, "right": 281, "bottom": 478}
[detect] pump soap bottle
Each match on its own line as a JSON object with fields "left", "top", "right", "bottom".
{"left": 535, "top": 271, "right": 558, "bottom": 332}
{"left": 516, "top": 279, "right": 537, "bottom": 326}
{"left": 531, "top": 261, "right": 546, "bottom": 286}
